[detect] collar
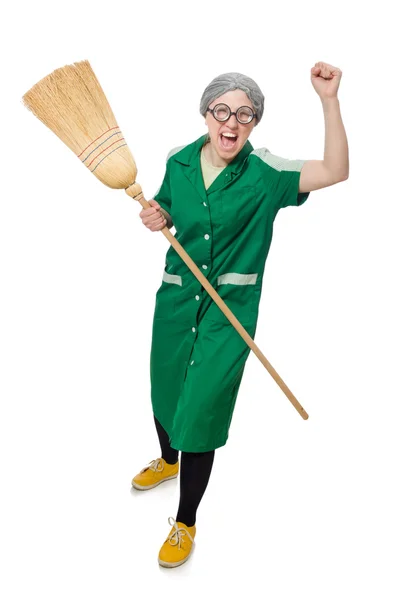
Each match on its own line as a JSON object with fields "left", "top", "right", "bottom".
{"left": 173, "top": 134, "right": 253, "bottom": 175}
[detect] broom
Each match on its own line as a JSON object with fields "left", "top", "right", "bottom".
{"left": 22, "top": 60, "right": 308, "bottom": 421}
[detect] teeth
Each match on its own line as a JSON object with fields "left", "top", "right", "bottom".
{"left": 222, "top": 133, "right": 237, "bottom": 138}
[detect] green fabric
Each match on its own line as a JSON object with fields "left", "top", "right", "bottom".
{"left": 151, "top": 134, "right": 310, "bottom": 452}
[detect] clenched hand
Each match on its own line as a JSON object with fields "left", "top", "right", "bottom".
{"left": 139, "top": 200, "right": 168, "bottom": 231}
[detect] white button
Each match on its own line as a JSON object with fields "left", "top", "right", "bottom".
{"left": 192, "top": 327, "right": 196, "bottom": 333}
{"left": 195, "top": 295, "right": 200, "bottom": 301}
{"left": 204, "top": 234, "right": 210, "bottom": 240}
{"left": 203, "top": 202, "right": 207, "bottom": 206}
{"left": 202, "top": 265, "right": 208, "bottom": 270}
{"left": 190, "top": 360, "right": 195, "bottom": 365}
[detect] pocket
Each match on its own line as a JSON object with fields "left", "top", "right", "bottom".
{"left": 220, "top": 185, "right": 259, "bottom": 229}
{"left": 154, "top": 268, "right": 183, "bottom": 319}
{"left": 208, "top": 272, "right": 259, "bottom": 324}
{"left": 162, "top": 270, "right": 182, "bottom": 286}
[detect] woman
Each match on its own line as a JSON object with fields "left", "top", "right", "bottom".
{"left": 131, "top": 63, "right": 349, "bottom": 568}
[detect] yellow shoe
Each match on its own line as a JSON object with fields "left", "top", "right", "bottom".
{"left": 131, "top": 458, "right": 179, "bottom": 490}
{"left": 158, "top": 517, "right": 196, "bottom": 568}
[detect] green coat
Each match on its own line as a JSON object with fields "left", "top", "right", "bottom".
{"left": 150, "top": 134, "right": 310, "bottom": 452}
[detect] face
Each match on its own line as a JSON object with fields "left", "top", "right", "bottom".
{"left": 204, "top": 89, "right": 256, "bottom": 165}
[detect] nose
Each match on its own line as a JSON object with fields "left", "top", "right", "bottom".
{"left": 227, "top": 112, "right": 239, "bottom": 128}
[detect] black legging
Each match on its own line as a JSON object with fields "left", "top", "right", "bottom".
{"left": 154, "top": 415, "right": 215, "bottom": 527}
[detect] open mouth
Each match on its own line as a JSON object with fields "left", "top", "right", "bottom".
{"left": 219, "top": 132, "right": 238, "bottom": 150}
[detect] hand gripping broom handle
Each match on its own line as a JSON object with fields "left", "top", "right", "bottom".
{"left": 126, "top": 182, "right": 308, "bottom": 421}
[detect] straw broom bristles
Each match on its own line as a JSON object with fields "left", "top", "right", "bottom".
{"left": 22, "top": 60, "right": 137, "bottom": 189}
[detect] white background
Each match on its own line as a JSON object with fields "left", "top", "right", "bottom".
{"left": 1, "top": 0, "right": 396, "bottom": 597}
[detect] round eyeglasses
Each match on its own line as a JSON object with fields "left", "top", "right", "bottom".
{"left": 207, "top": 103, "right": 256, "bottom": 124}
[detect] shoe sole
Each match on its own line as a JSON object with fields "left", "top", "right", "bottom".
{"left": 158, "top": 543, "right": 195, "bottom": 568}
{"left": 131, "top": 473, "right": 178, "bottom": 490}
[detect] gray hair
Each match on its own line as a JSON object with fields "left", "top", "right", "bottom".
{"left": 199, "top": 72, "right": 265, "bottom": 123}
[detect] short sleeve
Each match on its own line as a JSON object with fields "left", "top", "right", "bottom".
{"left": 153, "top": 146, "right": 186, "bottom": 214}
{"left": 251, "top": 148, "right": 310, "bottom": 210}
{"left": 274, "top": 167, "right": 310, "bottom": 209}
{"left": 153, "top": 161, "right": 172, "bottom": 214}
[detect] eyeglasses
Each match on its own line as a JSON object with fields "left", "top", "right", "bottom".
{"left": 207, "top": 103, "right": 256, "bottom": 124}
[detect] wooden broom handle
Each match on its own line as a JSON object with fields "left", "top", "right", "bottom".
{"left": 125, "top": 184, "right": 308, "bottom": 421}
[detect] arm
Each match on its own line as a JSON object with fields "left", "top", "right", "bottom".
{"left": 299, "top": 98, "right": 349, "bottom": 192}
{"left": 153, "top": 146, "right": 185, "bottom": 230}
{"left": 154, "top": 160, "right": 174, "bottom": 229}
{"left": 299, "top": 63, "right": 349, "bottom": 193}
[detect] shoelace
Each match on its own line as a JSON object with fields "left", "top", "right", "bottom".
{"left": 167, "top": 517, "right": 194, "bottom": 549}
{"left": 140, "top": 458, "right": 164, "bottom": 474}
